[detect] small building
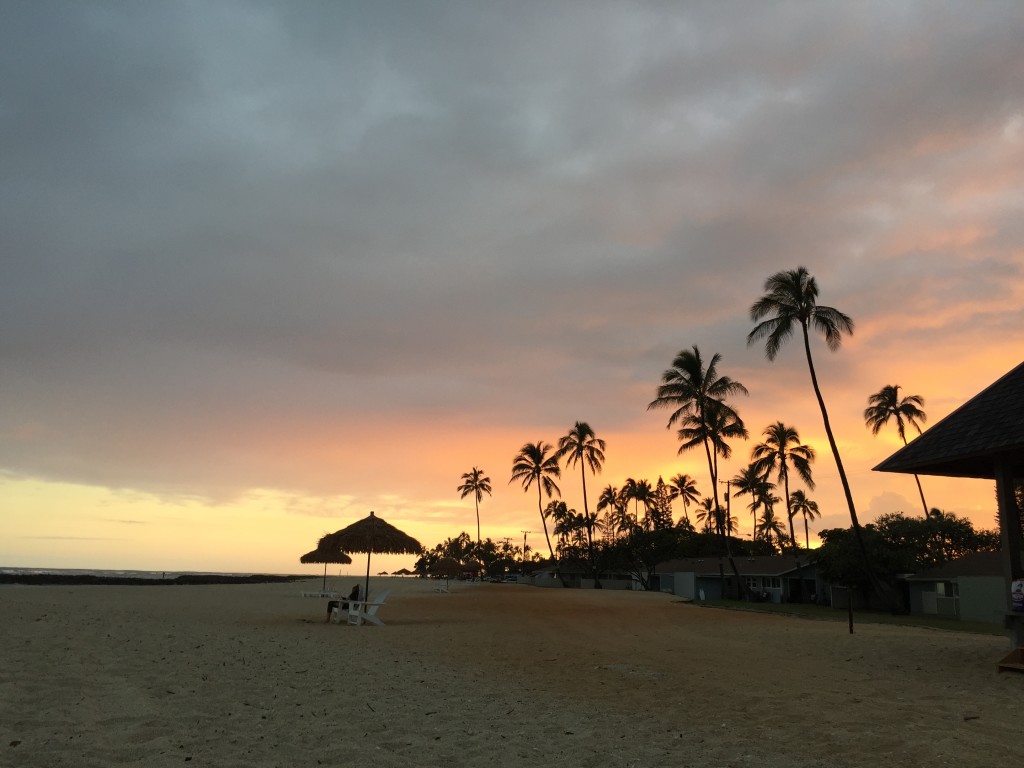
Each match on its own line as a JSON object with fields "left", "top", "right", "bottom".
{"left": 874, "top": 360, "right": 1024, "bottom": 648}
{"left": 655, "top": 555, "right": 822, "bottom": 603}
{"left": 905, "top": 551, "right": 1005, "bottom": 624}
{"left": 526, "top": 559, "right": 634, "bottom": 590}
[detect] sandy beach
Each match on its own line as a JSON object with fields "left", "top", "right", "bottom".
{"left": 2, "top": 577, "right": 1021, "bottom": 768}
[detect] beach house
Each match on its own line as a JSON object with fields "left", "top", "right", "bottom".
{"left": 655, "top": 554, "right": 822, "bottom": 603}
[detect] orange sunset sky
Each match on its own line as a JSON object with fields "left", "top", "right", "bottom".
{"left": 2, "top": 3, "right": 1023, "bottom": 575}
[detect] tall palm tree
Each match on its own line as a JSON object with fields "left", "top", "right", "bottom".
{"left": 596, "top": 484, "right": 621, "bottom": 539}
{"left": 457, "top": 467, "right": 492, "bottom": 545}
{"left": 674, "top": 401, "right": 749, "bottom": 507}
{"left": 509, "top": 441, "right": 561, "bottom": 560}
{"left": 789, "top": 489, "right": 821, "bottom": 550}
{"left": 556, "top": 422, "right": 606, "bottom": 518}
{"left": 556, "top": 421, "right": 606, "bottom": 583}
{"left": 751, "top": 422, "right": 814, "bottom": 599}
{"left": 731, "top": 463, "right": 773, "bottom": 542}
{"left": 649, "top": 346, "right": 749, "bottom": 597}
{"left": 630, "top": 479, "right": 655, "bottom": 529}
{"left": 747, "top": 267, "right": 888, "bottom": 602}
{"left": 865, "top": 384, "right": 929, "bottom": 515}
{"left": 668, "top": 473, "right": 700, "bottom": 529}
{"left": 648, "top": 347, "right": 748, "bottom": 505}
{"left": 750, "top": 422, "right": 815, "bottom": 549}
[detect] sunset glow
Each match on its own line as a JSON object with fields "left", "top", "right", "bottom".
{"left": 2, "top": 3, "right": 1022, "bottom": 575}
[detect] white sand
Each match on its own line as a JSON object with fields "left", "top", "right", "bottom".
{"left": 1, "top": 578, "right": 1021, "bottom": 767}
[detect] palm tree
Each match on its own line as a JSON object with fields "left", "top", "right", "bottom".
{"left": 556, "top": 421, "right": 606, "bottom": 584}
{"left": 751, "top": 422, "right": 815, "bottom": 599}
{"left": 695, "top": 497, "right": 718, "bottom": 534}
{"left": 789, "top": 489, "right": 821, "bottom": 550}
{"left": 865, "top": 384, "right": 929, "bottom": 515}
{"left": 597, "top": 484, "right": 630, "bottom": 540}
{"left": 750, "top": 423, "right": 815, "bottom": 548}
{"left": 674, "top": 401, "right": 749, "bottom": 508}
{"left": 667, "top": 473, "right": 700, "bottom": 529}
{"left": 747, "top": 267, "right": 888, "bottom": 602}
{"left": 631, "top": 479, "right": 655, "bottom": 529}
{"left": 730, "top": 463, "right": 773, "bottom": 542}
{"left": 649, "top": 347, "right": 750, "bottom": 597}
{"left": 696, "top": 498, "right": 735, "bottom": 536}
{"left": 457, "top": 467, "right": 492, "bottom": 545}
{"left": 546, "top": 500, "right": 573, "bottom": 550}
{"left": 509, "top": 441, "right": 561, "bottom": 561}
{"left": 596, "top": 484, "right": 620, "bottom": 538}
{"left": 607, "top": 505, "right": 636, "bottom": 540}
{"left": 619, "top": 478, "right": 654, "bottom": 527}
{"left": 648, "top": 347, "right": 748, "bottom": 504}
{"left": 756, "top": 503, "right": 788, "bottom": 552}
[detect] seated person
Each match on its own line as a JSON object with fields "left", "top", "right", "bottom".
{"left": 326, "top": 584, "right": 362, "bottom": 621}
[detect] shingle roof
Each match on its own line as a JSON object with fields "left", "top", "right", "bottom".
{"left": 656, "top": 554, "right": 813, "bottom": 577}
{"left": 873, "top": 361, "right": 1024, "bottom": 480}
{"left": 905, "top": 550, "right": 1003, "bottom": 581}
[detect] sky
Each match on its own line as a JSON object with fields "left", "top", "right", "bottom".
{"left": 2, "top": 1, "right": 1023, "bottom": 576}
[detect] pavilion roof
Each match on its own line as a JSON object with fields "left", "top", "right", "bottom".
{"left": 873, "top": 361, "right": 1024, "bottom": 480}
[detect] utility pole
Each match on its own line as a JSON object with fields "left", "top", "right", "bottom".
{"left": 720, "top": 479, "right": 732, "bottom": 534}
{"left": 520, "top": 530, "right": 531, "bottom": 575}
{"left": 500, "top": 537, "right": 512, "bottom": 575}
{"left": 719, "top": 479, "right": 731, "bottom": 597}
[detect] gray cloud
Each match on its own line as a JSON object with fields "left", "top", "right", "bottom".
{"left": 2, "top": 1, "right": 1022, "bottom": 503}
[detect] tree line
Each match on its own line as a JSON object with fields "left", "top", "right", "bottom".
{"left": 445, "top": 267, "right": 983, "bottom": 599}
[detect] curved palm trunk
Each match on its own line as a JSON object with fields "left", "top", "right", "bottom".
{"left": 803, "top": 513, "right": 810, "bottom": 550}
{"left": 913, "top": 474, "right": 928, "bottom": 517}
{"left": 704, "top": 434, "right": 749, "bottom": 601}
{"left": 537, "top": 483, "right": 554, "bottom": 560}
{"left": 580, "top": 464, "right": 603, "bottom": 589}
{"left": 801, "top": 324, "right": 894, "bottom": 609}
{"left": 475, "top": 496, "right": 481, "bottom": 545}
{"left": 899, "top": 435, "right": 930, "bottom": 516}
{"left": 781, "top": 470, "right": 806, "bottom": 602}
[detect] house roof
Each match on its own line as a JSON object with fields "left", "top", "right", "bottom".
{"left": 905, "top": 550, "right": 1004, "bottom": 581}
{"left": 873, "top": 361, "right": 1024, "bottom": 480}
{"left": 656, "top": 555, "right": 813, "bottom": 578}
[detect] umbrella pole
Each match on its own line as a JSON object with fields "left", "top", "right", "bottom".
{"left": 322, "top": 563, "right": 328, "bottom": 592}
{"left": 363, "top": 550, "right": 371, "bottom": 614}
{"left": 362, "top": 511, "right": 375, "bottom": 616}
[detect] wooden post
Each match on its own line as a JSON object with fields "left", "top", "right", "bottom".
{"left": 995, "top": 459, "right": 1024, "bottom": 647}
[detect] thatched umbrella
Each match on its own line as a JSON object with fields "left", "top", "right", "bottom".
{"left": 300, "top": 536, "right": 353, "bottom": 591}
{"left": 320, "top": 511, "right": 422, "bottom": 604}
{"left": 430, "top": 556, "right": 463, "bottom": 591}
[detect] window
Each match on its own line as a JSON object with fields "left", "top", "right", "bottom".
{"left": 745, "top": 576, "right": 759, "bottom": 588}
{"left": 764, "top": 576, "right": 781, "bottom": 589}
{"left": 935, "top": 581, "right": 958, "bottom": 597}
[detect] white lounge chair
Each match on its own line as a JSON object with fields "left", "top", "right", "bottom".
{"left": 334, "top": 589, "right": 391, "bottom": 626}
{"left": 301, "top": 590, "right": 339, "bottom": 598}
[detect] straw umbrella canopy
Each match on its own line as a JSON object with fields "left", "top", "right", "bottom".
{"left": 430, "top": 556, "right": 463, "bottom": 590}
{"left": 300, "top": 538, "right": 353, "bottom": 591}
{"left": 320, "top": 511, "right": 422, "bottom": 602}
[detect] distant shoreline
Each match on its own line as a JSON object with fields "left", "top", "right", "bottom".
{"left": 0, "top": 573, "right": 308, "bottom": 586}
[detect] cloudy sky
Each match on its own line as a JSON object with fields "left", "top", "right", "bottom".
{"left": 3, "top": 1, "right": 1023, "bottom": 574}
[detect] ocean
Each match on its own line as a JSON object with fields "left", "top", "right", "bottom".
{"left": 0, "top": 567, "right": 289, "bottom": 581}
